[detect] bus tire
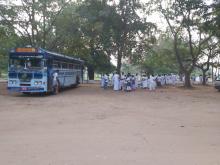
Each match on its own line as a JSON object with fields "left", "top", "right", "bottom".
{"left": 22, "top": 92, "right": 31, "bottom": 95}
{"left": 40, "top": 92, "right": 47, "bottom": 96}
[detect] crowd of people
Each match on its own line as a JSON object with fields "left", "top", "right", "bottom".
{"left": 100, "top": 72, "right": 179, "bottom": 92}
{"left": 191, "top": 75, "right": 208, "bottom": 84}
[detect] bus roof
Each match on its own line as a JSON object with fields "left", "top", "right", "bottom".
{"left": 10, "top": 47, "right": 84, "bottom": 64}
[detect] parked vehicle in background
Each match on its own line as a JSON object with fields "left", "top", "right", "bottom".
{"left": 214, "top": 75, "right": 220, "bottom": 92}
{"left": 7, "top": 47, "right": 84, "bottom": 95}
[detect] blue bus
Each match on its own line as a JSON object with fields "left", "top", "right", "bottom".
{"left": 7, "top": 47, "right": 84, "bottom": 94}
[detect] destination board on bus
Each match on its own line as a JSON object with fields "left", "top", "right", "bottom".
{"left": 16, "top": 48, "right": 37, "bottom": 53}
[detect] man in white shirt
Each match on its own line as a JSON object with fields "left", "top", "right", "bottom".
{"left": 149, "top": 75, "right": 156, "bottom": 91}
{"left": 52, "top": 71, "right": 59, "bottom": 94}
{"left": 113, "top": 72, "right": 120, "bottom": 91}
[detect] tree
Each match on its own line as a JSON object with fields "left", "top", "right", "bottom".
{"left": 206, "top": 0, "right": 220, "bottom": 38}
{"left": 109, "top": 0, "right": 156, "bottom": 74}
{"left": 0, "top": 26, "right": 20, "bottom": 76}
{"left": 158, "top": 0, "right": 212, "bottom": 88}
{"left": 77, "top": 0, "right": 111, "bottom": 79}
{"left": 54, "top": 0, "right": 116, "bottom": 79}
{"left": 0, "top": 0, "right": 70, "bottom": 48}
{"left": 141, "top": 34, "right": 179, "bottom": 75}
{"left": 195, "top": 38, "right": 219, "bottom": 85}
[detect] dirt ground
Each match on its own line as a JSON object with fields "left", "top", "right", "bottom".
{"left": 0, "top": 82, "right": 220, "bottom": 165}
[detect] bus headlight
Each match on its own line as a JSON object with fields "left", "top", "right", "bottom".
{"left": 34, "top": 81, "right": 42, "bottom": 85}
{"left": 9, "top": 80, "right": 17, "bottom": 84}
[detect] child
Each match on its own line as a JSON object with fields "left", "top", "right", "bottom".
{"left": 103, "top": 74, "right": 109, "bottom": 89}
{"left": 131, "top": 75, "right": 136, "bottom": 90}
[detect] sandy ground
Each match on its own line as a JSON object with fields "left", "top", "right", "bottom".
{"left": 0, "top": 82, "right": 220, "bottom": 165}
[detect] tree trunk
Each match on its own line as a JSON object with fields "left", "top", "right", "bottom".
{"left": 202, "top": 70, "right": 206, "bottom": 85}
{"left": 31, "top": 0, "right": 36, "bottom": 46}
{"left": 43, "top": 0, "right": 46, "bottom": 49}
{"left": 116, "top": 50, "right": 122, "bottom": 75}
{"left": 212, "top": 64, "right": 214, "bottom": 83}
{"left": 87, "top": 65, "right": 94, "bottom": 80}
{"left": 184, "top": 71, "right": 192, "bottom": 88}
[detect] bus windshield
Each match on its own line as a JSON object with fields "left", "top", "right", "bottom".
{"left": 9, "top": 57, "right": 44, "bottom": 71}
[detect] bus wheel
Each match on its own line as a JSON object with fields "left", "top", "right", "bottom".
{"left": 39, "top": 92, "right": 47, "bottom": 96}
{"left": 22, "top": 92, "right": 31, "bottom": 95}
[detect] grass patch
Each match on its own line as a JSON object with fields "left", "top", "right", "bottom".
{"left": 0, "top": 72, "right": 7, "bottom": 79}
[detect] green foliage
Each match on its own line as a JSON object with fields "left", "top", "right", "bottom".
{"left": 53, "top": 1, "right": 116, "bottom": 74}
{"left": 109, "top": 0, "right": 157, "bottom": 73}
{"left": 157, "top": 0, "right": 215, "bottom": 87}
{"left": 202, "top": 0, "right": 220, "bottom": 38}
{"left": 92, "top": 50, "right": 116, "bottom": 74}
{"left": 0, "top": 0, "right": 219, "bottom": 79}
{"left": 0, "top": 0, "right": 70, "bottom": 48}
{"left": 141, "top": 35, "right": 179, "bottom": 74}
{"left": 0, "top": 26, "right": 20, "bottom": 75}
{"left": 121, "top": 64, "right": 141, "bottom": 74}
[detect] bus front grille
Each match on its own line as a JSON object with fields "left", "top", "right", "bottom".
{"left": 20, "top": 84, "right": 31, "bottom": 86}
{"left": 18, "top": 73, "right": 32, "bottom": 82}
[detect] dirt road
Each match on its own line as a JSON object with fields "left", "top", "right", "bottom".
{"left": 0, "top": 83, "right": 220, "bottom": 165}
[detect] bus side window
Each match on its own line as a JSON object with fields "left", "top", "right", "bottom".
{"left": 52, "top": 60, "right": 60, "bottom": 69}
{"left": 46, "top": 59, "right": 52, "bottom": 68}
{"left": 62, "top": 62, "right": 67, "bottom": 69}
{"left": 52, "top": 61, "right": 58, "bottom": 68}
{"left": 57, "top": 62, "right": 61, "bottom": 68}
{"left": 69, "top": 64, "right": 73, "bottom": 69}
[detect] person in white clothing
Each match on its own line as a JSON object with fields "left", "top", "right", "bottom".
{"left": 149, "top": 75, "right": 156, "bottom": 91}
{"left": 100, "top": 74, "right": 105, "bottom": 88}
{"left": 52, "top": 71, "right": 59, "bottom": 94}
{"left": 195, "top": 76, "right": 200, "bottom": 84}
{"left": 135, "top": 73, "right": 139, "bottom": 89}
{"left": 171, "top": 74, "right": 176, "bottom": 85}
{"left": 142, "top": 75, "right": 148, "bottom": 88}
{"left": 161, "top": 75, "right": 165, "bottom": 85}
{"left": 120, "top": 72, "right": 125, "bottom": 90}
{"left": 53, "top": 71, "right": 58, "bottom": 86}
{"left": 113, "top": 72, "right": 120, "bottom": 91}
{"left": 103, "top": 74, "right": 109, "bottom": 89}
{"left": 124, "top": 73, "right": 132, "bottom": 91}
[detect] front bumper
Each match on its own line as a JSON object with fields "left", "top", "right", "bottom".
{"left": 8, "top": 87, "right": 46, "bottom": 93}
